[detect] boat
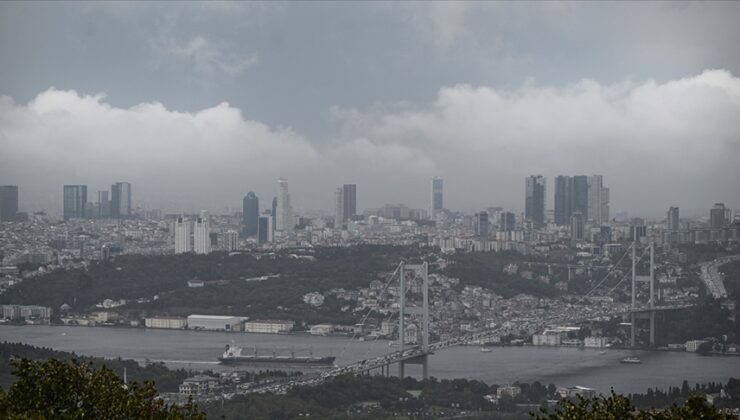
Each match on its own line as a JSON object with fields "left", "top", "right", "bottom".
{"left": 480, "top": 347, "right": 492, "bottom": 353}
{"left": 218, "top": 344, "right": 336, "bottom": 366}
{"left": 599, "top": 350, "right": 607, "bottom": 355}
{"left": 620, "top": 356, "right": 642, "bottom": 364}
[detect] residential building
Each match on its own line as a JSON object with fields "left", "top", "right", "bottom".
{"left": 667, "top": 206, "right": 679, "bottom": 231}
{"left": 475, "top": 212, "right": 489, "bottom": 238}
{"left": 97, "top": 190, "right": 110, "bottom": 218}
{"left": 224, "top": 230, "right": 239, "bottom": 251}
{"left": 174, "top": 217, "right": 192, "bottom": 254}
{"left": 334, "top": 186, "right": 344, "bottom": 228}
{"left": 710, "top": 203, "right": 730, "bottom": 228}
{"left": 500, "top": 211, "right": 516, "bottom": 232}
{"left": 193, "top": 217, "right": 210, "bottom": 254}
{"left": 554, "top": 176, "right": 572, "bottom": 226}
{"left": 570, "top": 211, "right": 585, "bottom": 241}
{"left": 587, "top": 175, "right": 609, "bottom": 225}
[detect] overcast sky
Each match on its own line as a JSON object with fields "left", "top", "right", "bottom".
{"left": 1, "top": 2, "right": 739, "bottom": 217}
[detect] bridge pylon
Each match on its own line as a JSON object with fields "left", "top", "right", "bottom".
{"left": 398, "top": 261, "right": 430, "bottom": 379}
{"left": 630, "top": 241, "right": 656, "bottom": 348}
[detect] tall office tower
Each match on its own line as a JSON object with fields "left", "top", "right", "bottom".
{"left": 587, "top": 175, "right": 610, "bottom": 225}
{"left": 572, "top": 175, "right": 589, "bottom": 218}
{"left": 110, "top": 182, "right": 132, "bottom": 218}
{"left": 710, "top": 203, "right": 730, "bottom": 228}
{"left": 500, "top": 211, "right": 516, "bottom": 232}
{"left": 334, "top": 187, "right": 344, "bottom": 228}
{"left": 242, "top": 192, "right": 259, "bottom": 236}
{"left": 525, "top": 175, "right": 546, "bottom": 229}
{"left": 667, "top": 206, "right": 679, "bottom": 231}
{"left": 258, "top": 215, "right": 273, "bottom": 244}
{"left": 0, "top": 185, "right": 19, "bottom": 222}
{"left": 570, "top": 211, "right": 585, "bottom": 241}
{"left": 224, "top": 230, "right": 239, "bottom": 251}
{"left": 554, "top": 176, "right": 572, "bottom": 226}
{"left": 63, "top": 185, "right": 87, "bottom": 220}
{"left": 430, "top": 177, "right": 444, "bottom": 219}
{"left": 342, "top": 184, "right": 357, "bottom": 222}
{"left": 174, "top": 217, "right": 192, "bottom": 254}
{"left": 193, "top": 217, "right": 210, "bottom": 254}
{"left": 97, "top": 191, "right": 110, "bottom": 218}
{"left": 271, "top": 197, "right": 277, "bottom": 232}
{"left": 276, "top": 178, "right": 292, "bottom": 232}
{"left": 475, "top": 212, "right": 489, "bottom": 238}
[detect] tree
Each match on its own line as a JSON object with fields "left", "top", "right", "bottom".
{"left": 531, "top": 391, "right": 734, "bottom": 420}
{"left": 0, "top": 358, "right": 204, "bottom": 419}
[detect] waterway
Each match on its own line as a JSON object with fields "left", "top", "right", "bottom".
{"left": 2, "top": 325, "right": 738, "bottom": 395}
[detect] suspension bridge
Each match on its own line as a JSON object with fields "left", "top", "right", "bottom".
{"left": 244, "top": 242, "right": 696, "bottom": 395}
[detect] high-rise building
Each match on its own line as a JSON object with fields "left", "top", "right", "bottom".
{"left": 572, "top": 175, "right": 589, "bottom": 219}
{"left": 193, "top": 217, "right": 210, "bottom": 254}
{"left": 570, "top": 211, "right": 585, "bottom": 241}
{"left": 110, "top": 182, "right": 131, "bottom": 218}
{"left": 258, "top": 215, "right": 273, "bottom": 244}
{"left": 174, "top": 217, "right": 192, "bottom": 254}
{"left": 554, "top": 176, "right": 572, "bottom": 226}
{"left": 97, "top": 190, "right": 110, "bottom": 218}
{"left": 500, "top": 211, "right": 516, "bottom": 232}
{"left": 334, "top": 187, "right": 344, "bottom": 228}
{"left": 271, "top": 197, "right": 277, "bottom": 232}
{"left": 0, "top": 185, "right": 19, "bottom": 222}
{"left": 587, "top": 175, "right": 610, "bottom": 225}
{"left": 525, "top": 175, "right": 546, "bottom": 229}
{"left": 224, "top": 230, "right": 239, "bottom": 251}
{"left": 63, "top": 185, "right": 87, "bottom": 220}
{"left": 242, "top": 192, "right": 259, "bottom": 237}
{"left": 342, "top": 184, "right": 356, "bottom": 222}
{"left": 276, "top": 178, "right": 292, "bottom": 232}
{"left": 710, "top": 203, "right": 730, "bottom": 228}
{"left": 430, "top": 177, "right": 443, "bottom": 219}
{"left": 667, "top": 206, "right": 679, "bottom": 231}
{"left": 475, "top": 212, "right": 489, "bottom": 238}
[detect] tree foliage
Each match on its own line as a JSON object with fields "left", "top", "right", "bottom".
{"left": 532, "top": 391, "right": 735, "bottom": 420}
{"left": 0, "top": 358, "right": 204, "bottom": 419}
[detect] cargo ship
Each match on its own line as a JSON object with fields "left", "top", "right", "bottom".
{"left": 218, "top": 344, "right": 336, "bottom": 366}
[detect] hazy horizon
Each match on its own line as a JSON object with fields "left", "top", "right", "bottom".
{"left": 1, "top": 2, "right": 739, "bottom": 217}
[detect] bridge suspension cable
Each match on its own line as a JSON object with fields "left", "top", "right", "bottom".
{"left": 583, "top": 242, "right": 634, "bottom": 298}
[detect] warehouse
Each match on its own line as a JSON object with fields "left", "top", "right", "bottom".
{"left": 187, "top": 314, "right": 243, "bottom": 331}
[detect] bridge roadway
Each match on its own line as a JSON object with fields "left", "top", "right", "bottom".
{"left": 240, "top": 302, "right": 692, "bottom": 395}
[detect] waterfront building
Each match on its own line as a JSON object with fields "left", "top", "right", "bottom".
{"left": 63, "top": 185, "right": 87, "bottom": 220}
{"left": 242, "top": 192, "right": 259, "bottom": 237}
{"left": 525, "top": 175, "right": 546, "bottom": 229}
{"left": 145, "top": 316, "right": 187, "bottom": 329}
{"left": 0, "top": 185, "right": 19, "bottom": 221}
{"left": 187, "top": 315, "right": 243, "bottom": 331}
{"left": 243, "top": 319, "right": 295, "bottom": 334}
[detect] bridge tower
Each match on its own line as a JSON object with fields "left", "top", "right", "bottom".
{"left": 398, "top": 261, "right": 430, "bottom": 379}
{"left": 630, "top": 241, "right": 656, "bottom": 347}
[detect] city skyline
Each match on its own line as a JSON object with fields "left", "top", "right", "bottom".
{"left": 1, "top": 3, "right": 740, "bottom": 215}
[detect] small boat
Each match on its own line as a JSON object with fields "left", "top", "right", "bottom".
{"left": 620, "top": 356, "right": 641, "bottom": 364}
{"left": 480, "top": 347, "right": 492, "bottom": 353}
{"left": 599, "top": 350, "right": 607, "bottom": 355}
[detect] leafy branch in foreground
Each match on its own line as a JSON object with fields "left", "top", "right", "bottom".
{"left": 0, "top": 358, "right": 204, "bottom": 420}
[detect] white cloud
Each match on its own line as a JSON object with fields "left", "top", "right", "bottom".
{"left": 152, "top": 35, "right": 257, "bottom": 79}
{"left": 1, "top": 70, "right": 739, "bottom": 214}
